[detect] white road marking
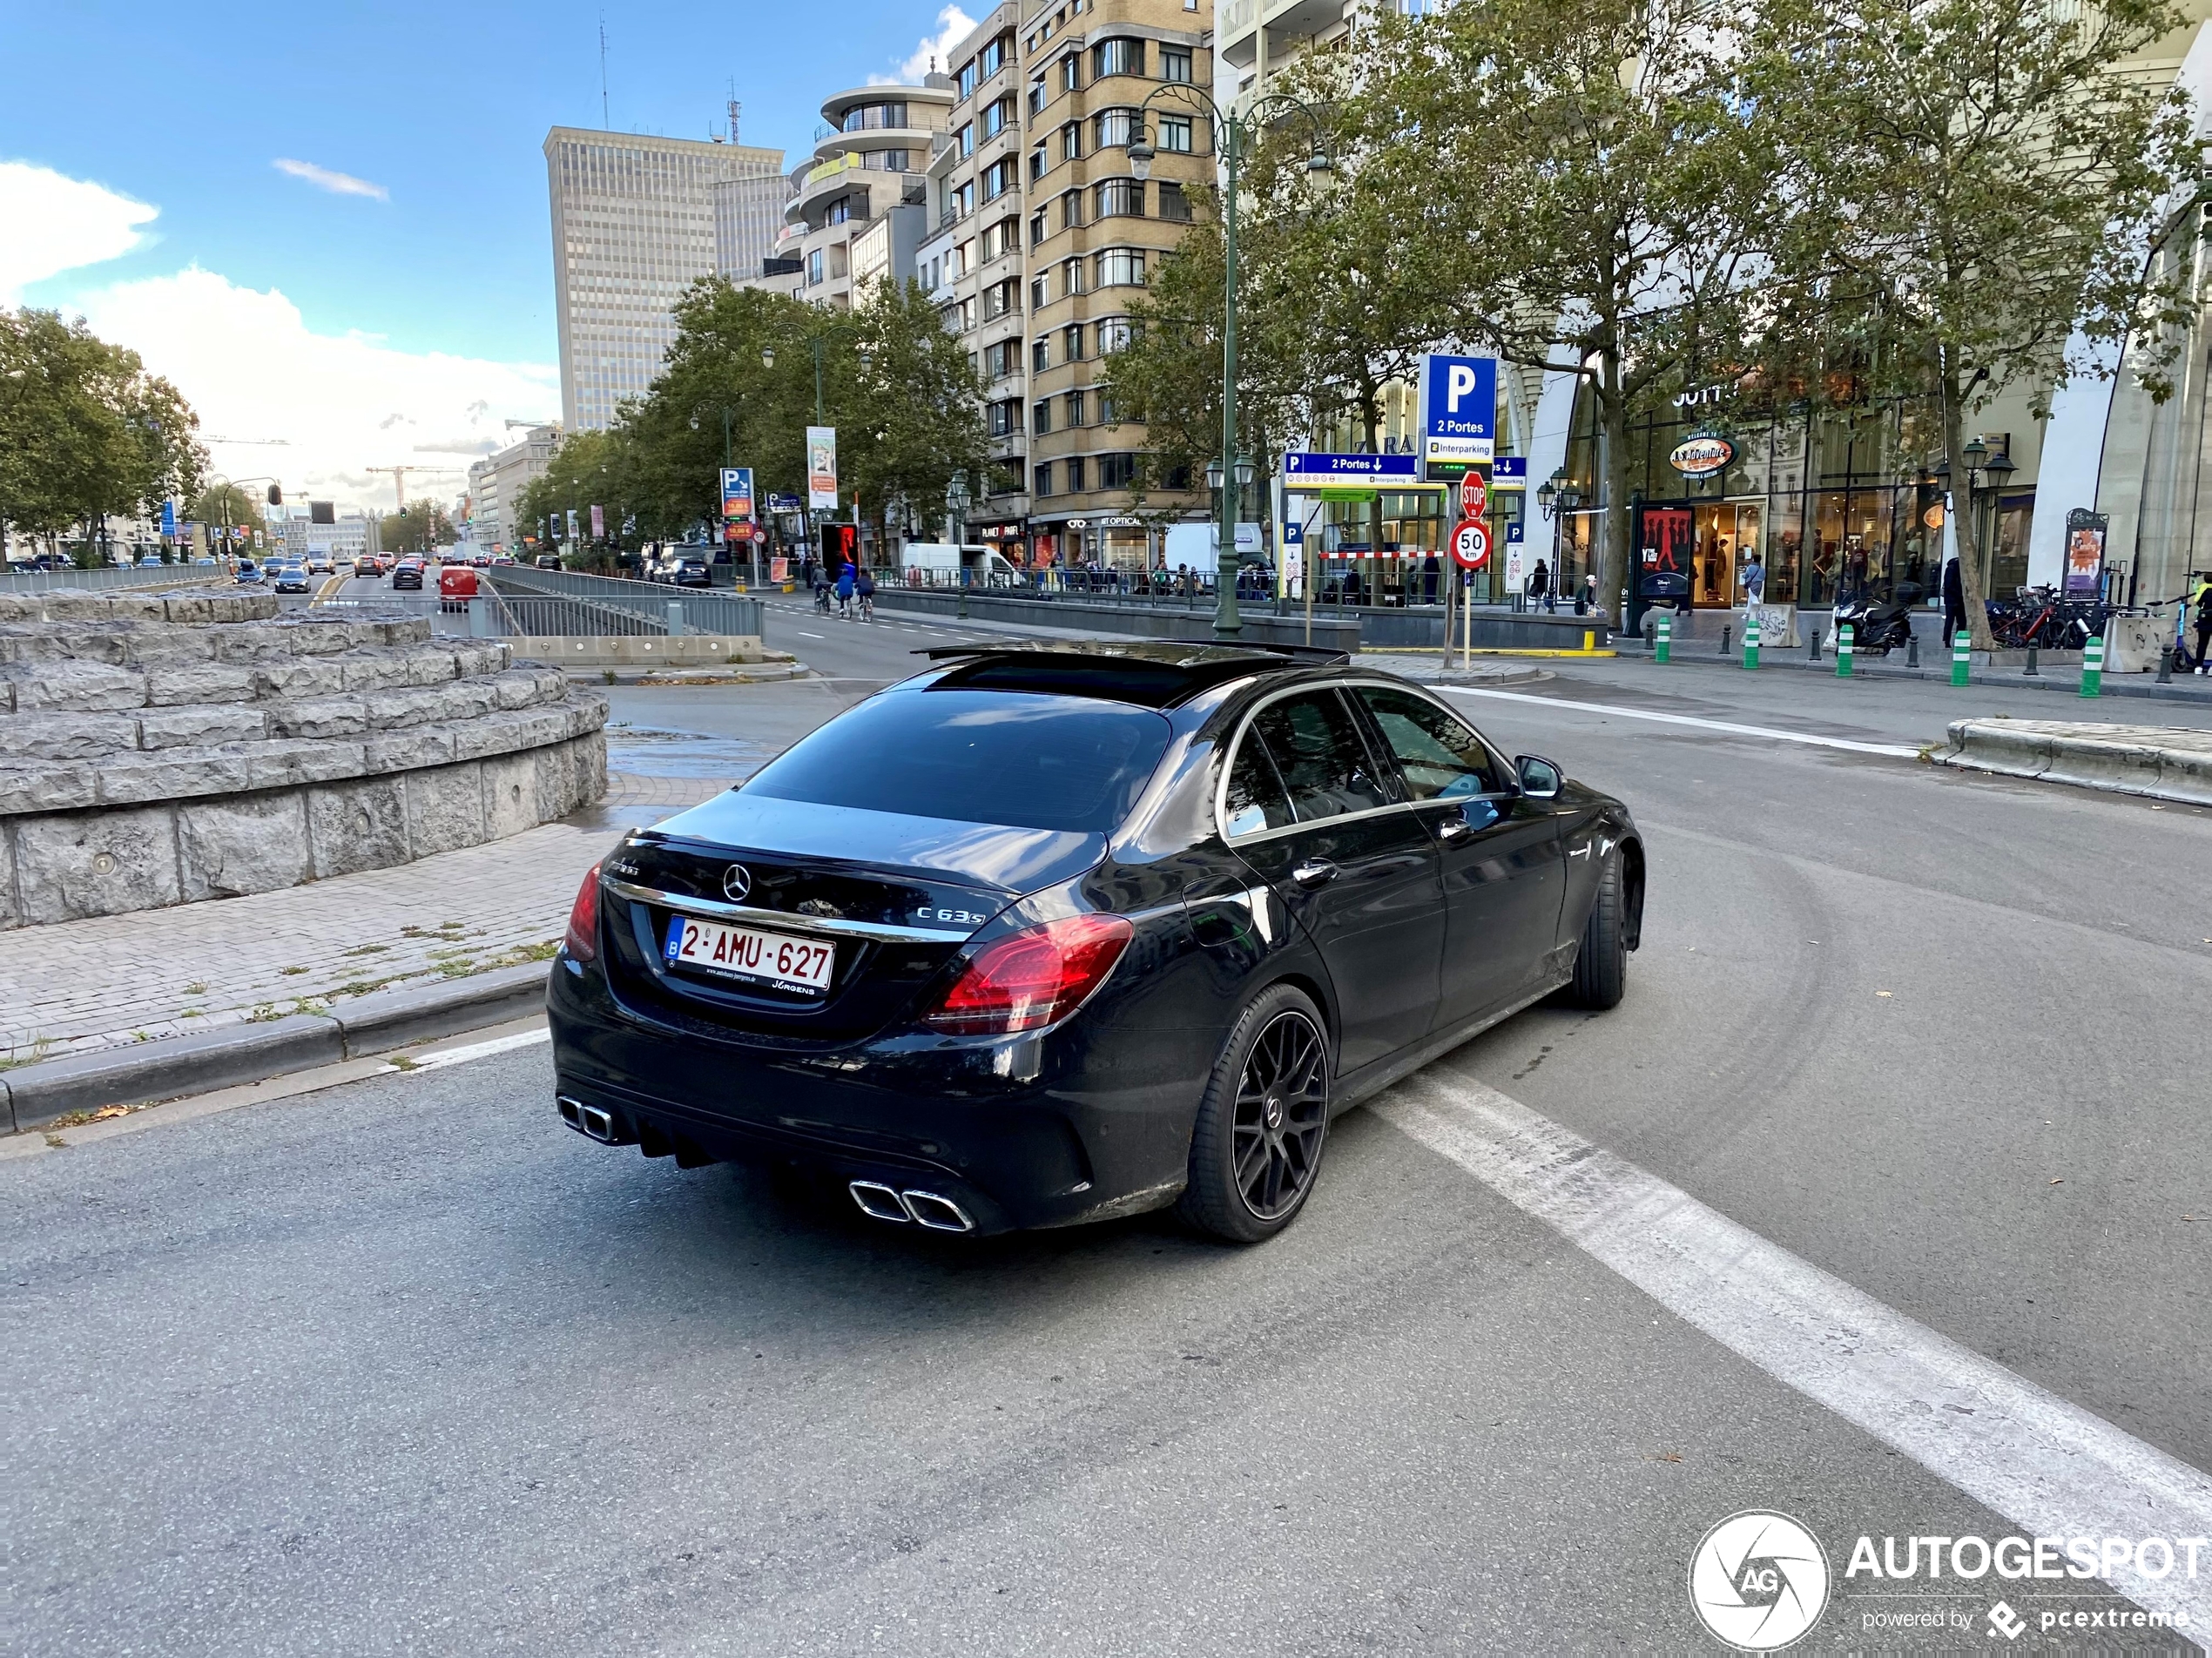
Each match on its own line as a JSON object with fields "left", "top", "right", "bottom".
{"left": 385, "top": 1027, "right": 550, "bottom": 1073}
{"left": 1437, "top": 684, "right": 1923, "bottom": 758}
{"left": 1376, "top": 1070, "right": 2212, "bottom": 1629}
{"left": 796, "top": 630, "right": 826, "bottom": 639}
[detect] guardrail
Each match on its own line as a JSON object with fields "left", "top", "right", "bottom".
{"left": 2, "top": 561, "right": 233, "bottom": 593}
{"left": 482, "top": 570, "right": 762, "bottom": 638}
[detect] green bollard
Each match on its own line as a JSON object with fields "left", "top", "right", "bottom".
{"left": 1743, "top": 616, "right": 1761, "bottom": 670}
{"left": 1951, "top": 628, "right": 1971, "bottom": 688}
{"left": 1836, "top": 622, "right": 1854, "bottom": 677}
{"left": 2080, "top": 633, "right": 2104, "bottom": 698}
{"left": 1656, "top": 613, "right": 1672, "bottom": 664}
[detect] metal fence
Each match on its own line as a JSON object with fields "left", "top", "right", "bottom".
{"left": 480, "top": 570, "right": 762, "bottom": 639}
{"left": 2, "top": 561, "right": 234, "bottom": 595}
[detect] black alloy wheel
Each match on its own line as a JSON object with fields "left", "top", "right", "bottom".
{"left": 1179, "top": 984, "right": 1332, "bottom": 1243}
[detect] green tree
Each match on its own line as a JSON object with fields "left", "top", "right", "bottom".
{"left": 1334, "top": 0, "right": 1777, "bottom": 623}
{"left": 1743, "top": 0, "right": 2202, "bottom": 646}
{"left": 513, "top": 428, "right": 636, "bottom": 569}
{"left": 378, "top": 498, "right": 455, "bottom": 556}
{"left": 842, "top": 276, "right": 988, "bottom": 549}
{"left": 189, "top": 483, "right": 265, "bottom": 549}
{"left": 0, "top": 307, "right": 206, "bottom": 559}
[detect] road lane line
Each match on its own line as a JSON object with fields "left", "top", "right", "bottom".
{"left": 795, "top": 630, "right": 826, "bottom": 639}
{"left": 1435, "top": 685, "right": 1922, "bottom": 758}
{"left": 1375, "top": 1071, "right": 2212, "bottom": 1629}
{"left": 385, "top": 1027, "right": 549, "bottom": 1073}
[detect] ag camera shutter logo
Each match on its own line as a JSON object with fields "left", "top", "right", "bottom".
{"left": 1689, "top": 1511, "right": 1831, "bottom": 1650}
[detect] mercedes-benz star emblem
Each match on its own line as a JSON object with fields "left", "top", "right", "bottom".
{"left": 722, "top": 864, "right": 752, "bottom": 902}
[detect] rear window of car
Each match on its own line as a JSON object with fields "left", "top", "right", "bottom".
{"left": 742, "top": 689, "right": 1172, "bottom": 832}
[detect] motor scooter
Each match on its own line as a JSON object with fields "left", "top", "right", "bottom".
{"left": 1832, "top": 583, "right": 1922, "bottom": 656}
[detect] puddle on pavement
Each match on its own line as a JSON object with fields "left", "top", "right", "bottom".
{"left": 604, "top": 726, "right": 774, "bottom": 780}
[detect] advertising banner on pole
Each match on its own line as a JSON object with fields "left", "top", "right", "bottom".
{"left": 160, "top": 500, "right": 176, "bottom": 538}
{"left": 1419, "top": 354, "right": 1498, "bottom": 465}
{"left": 2063, "top": 509, "right": 2107, "bottom": 602}
{"left": 806, "top": 427, "right": 839, "bottom": 510}
{"left": 721, "top": 467, "right": 754, "bottom": 522}
{"left": 590, "top": 504, "right": 605, "bottom": 539}
{"left": 565, "top": 509, "right": 578, "bottom": 542}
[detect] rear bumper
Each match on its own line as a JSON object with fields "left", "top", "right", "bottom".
{"left": 545, "top": 957, "right": 1191, "bottom": 1236}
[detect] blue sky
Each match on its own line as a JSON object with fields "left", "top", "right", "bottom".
{"left": 0, "top": 1, "right": 973, "bottom": 506}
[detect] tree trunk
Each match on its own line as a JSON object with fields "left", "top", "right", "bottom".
{"left": 1939, "top": 351, "right": 1997, "bottom": 651}
{"left": 1597, "top": 361, "right": 1632, "bottom": 636}
{"left": 1360, "top": 380, "right": 1384, "bottom": 581}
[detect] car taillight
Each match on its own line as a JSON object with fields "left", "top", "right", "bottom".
{"left": 924, "top": 913, "right": 1134, "bottom": 1035}
{"left": 563, "top": 864, "right": 601, "bottom": 961}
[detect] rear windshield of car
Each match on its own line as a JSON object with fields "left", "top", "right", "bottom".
{"left": 741, "top": 689, "right": 1173, "bottom": 832}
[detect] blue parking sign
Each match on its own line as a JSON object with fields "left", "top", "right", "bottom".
{"left": 1419, "top": 354, "right": 1497, "bottom": 465}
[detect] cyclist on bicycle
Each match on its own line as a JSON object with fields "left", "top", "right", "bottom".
{"left": 813, "top": 563, "right": 831, "bottom": 615}
{"left": 855, "top": 563, "right": 875, "bottom": 622}
{"left": 834, "top": 560, "right": 856, "bottom": 619}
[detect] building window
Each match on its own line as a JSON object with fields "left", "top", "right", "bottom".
{"left": 1065, "top": 455, "right": 1087, "bottom": 491}
{"left": 982, "top": 157, "right": 1016, "bottom": 201}
{"left": 1097, "top": 316, "right": 1134, "bottom": 354}
{"left": 808, "top": 249, "right": 824, "bottom": 285}
{"left": 1028, "top": 78, "right": 1047, "bottom": 117}
{"left": 1095, "top": 178, "right": 1144, "bottom": 219}
{"left": 957, "top": 122, "right": 975, "bottom": 158}
{"left": 1064, "top": 322, "right": 1085, "bottom": 361}
{"left": 1100, "top": 453, "right": 1136, "bottom": 489}
{"left": 1060, "top": 121, "right": 1082, "bottom": 162}
{"left": 1093, "top": 37, "right": 1144, "bottom": 78}
{"left": 1066, "top": 388, "right": 1087, "bottom": 426}
{"left": 1029, "top": 146, "right": 1049, "bottom": 183}
{"left": 988, "top": 398, "right": 1022, "bottom": 436}
{"left": 1157, "top": 181, "right": 1191, "bottom": 222}
{"left": 1159, "top": 113, "right": 1194, "bottom": 154}
{"left": 983, "top": 339, "right": 1019, "bottom": 380}
{"left": 1161, "top": 46, "right": 1193, "bottom": 84}
{"left": 1033, "top": 399, "right": 1053, "bottom": 435}
{"left": 1034, "top": 462, "right": 1054, "bottom": 495}
{"left": 1094, "top": 107, "right": 1139, "bottom": 150}
{"left": 1030, "top": 274, "right": 1048, "bottom": 311}
{"left": 980, "top": 33, "right": 1008, "bottom": 78}
{"left": 1033, "top": 335, "right": 1050, "bottom": 372}
{"left": 1060, "top": 53, "right": 1082, "bottom": 92}
{"left": 950, "top": 180, "right": 974, "bottom": 219}
{"left": 1060, "top": 189, "right": 1084, "bottom": 231}
{"left": 953, "top": 241, "right": 972, "bottom": 278}
{"left": 1098, "top": 390, "right": 1118, "bottom": 423}
{"left": 1095, "top": 246, "right": 1146, "bottom": 288}
{"left": 982, "top": 96, "right": 1014, "bottom": 139}
{"left": 1062, "top": 258, "right": 1085, "bottom": 299}
{"left": 1030, "top": 210, "right": 1048, "bottom": 247}
{"left": 958, "top": 57, "right": 979, "bottom": 99}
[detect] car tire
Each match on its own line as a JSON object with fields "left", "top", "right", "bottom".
{"left": 1564, "top": 852, "right": 1627, "bottom": 1010}
{"left": 1177, "top": 982, "right": 1332, "bottom": 1244}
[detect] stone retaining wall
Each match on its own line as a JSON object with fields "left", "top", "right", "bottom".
{"left": 0, "top": 588, "right": 607, "bottom": 927}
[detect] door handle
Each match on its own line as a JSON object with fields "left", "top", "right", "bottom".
{"left": 1290, "top": 858, "right": 1339, "bottom": 887}
{"left": 1435, "top": 816, "right": 1473, "bottom": 844}
{"left": 1568, "top": 844, "right": 1592, "bottom": 859}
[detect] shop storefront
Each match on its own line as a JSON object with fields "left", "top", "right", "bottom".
{"left": 1549, "top": 385, "right": 2040, "bottom": 630}
{"left": 972, "top": 519, "right": 1028, "bottom": 566}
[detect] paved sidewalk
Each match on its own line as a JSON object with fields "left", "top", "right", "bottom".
{"left": 0, "top": 769, "right": 732, "bottom": 1066}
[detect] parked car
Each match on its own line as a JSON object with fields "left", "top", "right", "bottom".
{"left": 535, "top": 554, "right": 562, "bottom": 570}
{"left": 234, "top": 559, "right": 263, "bottom": 585}
{"left": 390, "top": 557, "right": 425, "bottom": 591}
{"left": 272, "top": 563, "right": 312, "bottom": 594}
{"left": 438, "top": 563, "right": 479, "bottom": 612}
{"left": 549, "top": 640, "right": 1645, "bottom": 1242}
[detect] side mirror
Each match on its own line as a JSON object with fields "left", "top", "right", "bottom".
{"left": 1514, "top": 755, "right": 1563, "bottom": 799}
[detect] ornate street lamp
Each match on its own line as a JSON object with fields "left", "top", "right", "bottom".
{"left": 1130, "top": 87, "right": 1333, "bottom": 636}
{"left": 947, "top": 469, "right": 973, "bottom": 617}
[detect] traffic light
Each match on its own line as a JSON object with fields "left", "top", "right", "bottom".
{"left": 266, "top": 485, "right": 283, "bottom": 506}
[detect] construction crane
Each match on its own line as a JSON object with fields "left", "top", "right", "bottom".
{"left": 364, "top": 466, "right": 416, "bottom": 512}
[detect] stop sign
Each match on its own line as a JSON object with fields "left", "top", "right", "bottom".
{"left": 1451, "top": 519, "right": 1491, "bottom": 570}
{"left": 1460, "top": 471, "right": 1487, "bottom": 519}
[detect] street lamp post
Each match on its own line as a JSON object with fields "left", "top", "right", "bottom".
{"left": 947, "top": 469, "right": 971, "bottom": 618}
{"left": 1130, "top": 89, "right": 1332, "bottom": 638}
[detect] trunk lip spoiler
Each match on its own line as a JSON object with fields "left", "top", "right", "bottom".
{"left": 602, "top": 876, "right": 976, "bottom": 946}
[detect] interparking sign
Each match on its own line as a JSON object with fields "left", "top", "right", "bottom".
{"left": 1420, "top": 354, "right": 1498, "bottom": 465}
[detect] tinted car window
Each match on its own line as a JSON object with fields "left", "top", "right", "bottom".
{"left": 1222, "top": 731, "right": 1295, "bottom": 838}
{"left": 1251, "top": 690, "right": 1392, "bottom": 822}
{"left": 1355, "top": 686, "right": 1506, "bottom": 800}
{"left": 743, "top": 690, "right": 1171, "bottom": 832}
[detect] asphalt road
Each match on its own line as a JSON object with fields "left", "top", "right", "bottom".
{"left": 6, "top": 617, "right": 2208, "bottom": 1654}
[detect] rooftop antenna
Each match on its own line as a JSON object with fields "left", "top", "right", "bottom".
{"left": 727, "top": 85, "right": 741, "bottom": 145}
{"left": 598, "top": 14, "right": 610, "bottom": 129}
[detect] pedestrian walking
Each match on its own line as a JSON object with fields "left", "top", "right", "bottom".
{"left": 2191, "top": 573, "right": 2212, "bottom": 672}
{"left": 1942, "top": 555, "right": 1966, "bottom": 646}
{"left": 1528, "top": 558, "right": 1549, "bottom": 610}
{"left": 1741, "top": 551, "right": 1766, "bottom": 607}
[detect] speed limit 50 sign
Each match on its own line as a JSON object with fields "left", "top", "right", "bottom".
{"left": 1450, "top": 518, "right": 1491, "bottom": 570}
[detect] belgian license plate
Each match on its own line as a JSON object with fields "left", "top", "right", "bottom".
{"left": 663, "top": 913, "right": 836, "bottom": 994}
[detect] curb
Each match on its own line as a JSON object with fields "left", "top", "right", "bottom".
{"left": 1611, "top": 641, "right": 2212, "bottom": 706}
{"left": 1931, "top": 720, "right": 2212, "bottom": 808}
{"left": 1, "top": 961, "right": 551, "bottom": 1134}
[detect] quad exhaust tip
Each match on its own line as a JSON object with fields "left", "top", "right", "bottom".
{"left": 557, "top": 1095, "right": 621, "bottom": 1144}
{"left": 847, "top": 1181, "right": 975, "bottom": 1233}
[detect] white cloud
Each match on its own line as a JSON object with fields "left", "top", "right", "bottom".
{"left": 873, "top": 5, "right": 975, "bottom": 85}
{"left": 273, "top": 158, "right": 389, "bottom": 201}
{"left": 0, "top": 159, "right": 159, "bottom": 303}
{"left": 76, "top": 267, "right": 557, "bottom": 514}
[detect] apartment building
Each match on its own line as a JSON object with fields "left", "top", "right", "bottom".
{"left": 544, "top": 127, "right": 786, "bottom": 430}
{"left": 783, "top": 81, "right": 954, "bottom": 313}
{"left": 918, "top": 0, "right": 1212, "bottom": 571}
{"left": 465, "top": 423, "right": 562, "bottom": 554}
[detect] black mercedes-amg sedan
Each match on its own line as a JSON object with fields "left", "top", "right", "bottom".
{"left": 548, "top": 641, "right": 1643, "bottom": 1243}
